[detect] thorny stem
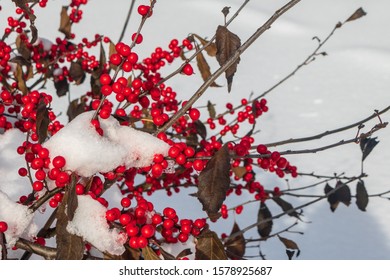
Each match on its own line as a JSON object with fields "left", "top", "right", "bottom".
{"left": 155, "top": 0, "right": 302, "bottom": 135}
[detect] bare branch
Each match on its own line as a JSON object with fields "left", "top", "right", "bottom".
{"left": 155, "top": 0, "right": 302, "bottom": 135}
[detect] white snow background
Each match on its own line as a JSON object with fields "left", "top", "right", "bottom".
{"left": 0, "top": 0, "right": 389, "bottom": 259}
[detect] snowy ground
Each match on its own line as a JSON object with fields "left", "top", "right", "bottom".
{"left": 0, "top": 0, "right": 389, "bottom": 259}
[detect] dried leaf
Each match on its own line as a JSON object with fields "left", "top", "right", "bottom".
{"left": 15, "top": 65, "right": 28, "bottom": 95}
{"left": 195, "top": 229, "right": 228, "bottom": 260}
{"left": 232, "top": 166, "right": 247, "bottom": 179}
{"left": 194, "top": 120, "right": 207, "bottom": 140}
{"left": 176, "top": 248, "right": 192, "bottom": 260}
{"left": 335, "top": 181, "right": 351, "bottom": 206}
{"left": 356, "top": 180, "right": 369, "bottom": 211}
{"left": 346, "top": 7, "right": 367, "bottom": 22}
{"left": 192, "top": 34, "right": 217, "bottom": 57}
{"left": 104, "top": 246, "right": 141, "bottom": 260}
{"left": 35, "top": 100, "right": 50, "bottom": 144}
{"left": 207, "top": 101, "right": 217, "bottom": 119}
{"left": 67, "top": 98, "right": 85, "bottom": 122}
{"left": 54, "top": 78, "right": 69, "bottom": 97}
{"left": 278, "top": 235, "right": 300, "bottom": 260}
{"left": 272, "top": 196, "right": 301, "bottom": 219}
{"left": 360, "top": 137, "right": 379, "bottom": 161}
{"left": 257, "top": 202, "right": 273, "bottom": 238}
{"left": 16, "top": 34, "right": 31, "bottom": 61}
{"left": 69, "top": 60, "right": 86, "bottom": 85}
{"left": 9, "top": 56, "right": 31, "bottom": 67}
{"left": 56, "top": 178, "right": 84, "bottom": 260}
{"left": 224, "top": 222, "right": 245, "bottom": 259}
{"left": 197, "top": 144, "right": 231, "bottom": 220}
{"left": 324, "top": 182, "right": 351, "bottom": 212}
{"left": 324, "top": 183, "right": 339, "bottom": 212}
{"left": 222, "top": 7, "right": 231, "bottom": 17}
{"left": 142, "top": 246, "right": 160, "bottom": 260}
{"left": 99, "top": 42, "right": 107, "bottom": 70}
{"left": 196, "top": 51, "right": 220, "bottom": 87}
{"left": 59, "top": 6, "right": 72, "bottom": 39}
{"left": 215, "top": 25, "right": 241, "bottom": 92}
{"left": 12, "top": 0, "right": 37, "bottom": 43}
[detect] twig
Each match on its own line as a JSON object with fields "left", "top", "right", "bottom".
{"left": 0, "top": 232, "right": 7, "bottom": 260}
{"left": 262, "top": 106, "right": 390, "bottom": 148}
{"left": 15, "top": 238, "right": 57, "bottom": 260}
{"left": 117, "top": 0, "right": 137, "bottom": 43}
{"left": 224, "top": 175, "right": 361, "bottom": 242}
{"left": 155, "top": 0, "right": 302, "bottom": 135}
{"left": 246, "top": 221, "right": 300, "bottom": 243}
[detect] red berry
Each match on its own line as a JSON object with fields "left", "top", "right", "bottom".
{"left": 189, "top": 108, "right": 200, "bottom": 121}
{"left": 75, "top": 183, "right": 85, "bottom": 195}
{"left": 141, "top": 224, "right": 155, "bottom": 238}
{"left": 137, "top": 5, "right": 150, "bottom": 17}
{"left": 178, "top": 233, "right": 189, "bottom": 243}
{"left": 52, "top": 156, "right": 66, "bottom": 169}
{"left": 256, "top": 144, "right": 268, "bottom": 154}
{"left": 32, "top": 181, "right": 44, "bottom": 192}
{"left": 99, "top": 73, "right": 111, "bottom": 85}
{"left": 131, "top": 33, "right": 143, "bottom": 44}
{"left": 121, "top": 197, "right": 131, "bottom": 208}
{"left": 192, "top": 159, "right": 204, "bottom": 171}
{"left": 182, "top": 63, "right": 193, "bottom": 75}
{"left": 0, "top": 221, "right": 8, "bottom": 233}
{"left": 151, "top": 163, "right": 163, "bottom": 178}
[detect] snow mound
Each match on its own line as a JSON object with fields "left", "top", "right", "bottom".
{"left": 44, "top": 111, "right": 170, "bottom": 177}
{"left": 66, "top": 195, "right": 126, "bottom": 255}
{"left": 0, "top": 191, "right": 36, "bottom": 247}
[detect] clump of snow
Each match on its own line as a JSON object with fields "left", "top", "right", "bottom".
{"left": 66, "top": 195, "right": 126, "bottom": 255}
{"left": 44, "top": 111, "right": 170, "bottom": 177}
{"left": 0, "top": 129, "right": 30, "bottom": 201}
{"left": 0, "top": 191, "right": 37, "bottom": 247}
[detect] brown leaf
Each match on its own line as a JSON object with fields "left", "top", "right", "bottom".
{"left": 272, "top": 196, "right": 301, "bottom": 219}
{"left": 195, "top": 229, "right": 228, "bottom": 260}
{"left": 56, "top": 177, "right": 84, "bottom": 260}
{"left": 69, "top": 60, "right": 86, "bottom": 85}
{"left": 15, "top": 65, "right": 28, "bottom": 95}
{"left": 221, "top": 6, "right": 231, "bottom": 17}
{"left": 224, "top": 222, "right": 245, "bottom": 259}
{"left": 59, "top": 6, "right": 72, "bottom": 39}
{"left": 324, "top": 183, "right": 339, "bottom": 212}
{"left": 9, "top": 56, "right": 31, "bottom": 67}
{"left": 335, "top": 181, "right": 351, "bottom": 206}
{"left": 346, "top": 7, "right": 367, "bottom": 23}
{"left": 35, "top": 100, "right": 50, "bottom": 144}
{"left": 16, "top": 34, "right": 31, "bottom": 60}
{"left": 192, "top": 34, "right": 217, "bottom": 57}
{"left": 12, "top": 0, "right": 37, "bottom": 43}
{"left": 66, "top": 174, "right": 78, "bottom": 221}
{"left": 356, "top": 180, "right": 369, "bottom": 212}
{"left": 67, "top": 98, "right": 86, "bottom": 122}
{"left": 207, "top": 101, "right": 216, "bottom": 119}
{"left": 194, "top": 120, "right": 207, "bottom": 140}
{"left": 257, "top": 202, "right": 273, "bottom": 238}
{"left": 99, "top": 42, "right": 107, "bottom": 70}
{"left": 197, "top": 144, "right": 231, "bottom": 220}
{"left": 196, "top": 50, "right": 221, "bottom": 87}
{"left": 54, "top": 78, "right": 69, "bottom": 97}
{"left": 232, "top": 166, "right": 247, "bottom": 179}
{"left": 215, "top": 25, "right": 241, "bottom": 92}
{"left": 142, "top": 246, "right": 160, "bottom": 260}
{"left": 278, "top": 235, "right": 300, "bottom": 260}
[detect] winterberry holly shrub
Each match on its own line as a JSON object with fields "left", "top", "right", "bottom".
{"left": 0, "top": 0, "right": 388, "bottom": 260}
